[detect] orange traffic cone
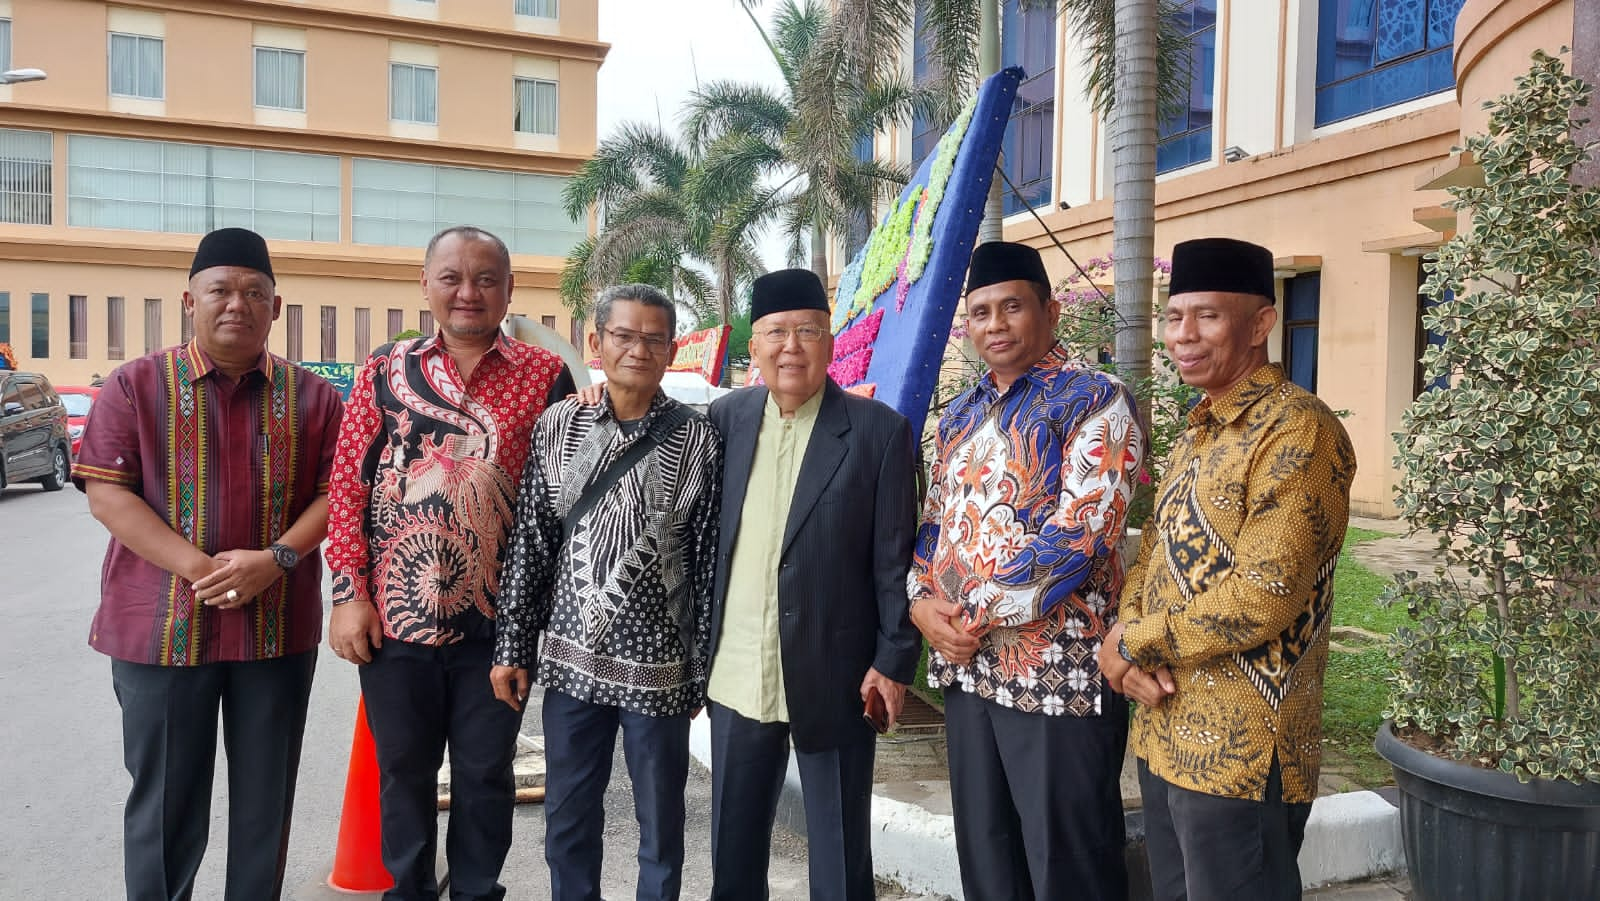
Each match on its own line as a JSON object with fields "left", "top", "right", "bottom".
{"left": 329, "top": 697, "right": 393, "bottom": 893}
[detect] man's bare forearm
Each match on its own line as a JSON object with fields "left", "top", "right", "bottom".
{"left": 85, "top": 481, "right": 213, "bottom": 584}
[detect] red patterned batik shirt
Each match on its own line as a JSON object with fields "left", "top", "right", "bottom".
{"left": 325, "top": 333, "right": 574, "bottom": 646}
{"left": 73, "top": 342, "right": 344, "bottom": 665}
{"left": 910, "top": 343, "right": 1145, "bottom": 716}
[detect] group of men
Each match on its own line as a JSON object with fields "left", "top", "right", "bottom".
{"left": 75, "top": 221, "right": 1352, "bottom": 901}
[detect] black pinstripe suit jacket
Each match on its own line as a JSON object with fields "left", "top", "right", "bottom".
{"left": 708, "top": 379, "right": 922, "bottom": 753}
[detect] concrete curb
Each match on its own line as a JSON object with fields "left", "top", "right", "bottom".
{"left": 689, "top": 718, "right": 1404, "bottom": 898}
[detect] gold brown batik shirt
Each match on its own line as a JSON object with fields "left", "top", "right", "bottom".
{"left": 1120, "top": 364, "right": 1355, "bottom": 803}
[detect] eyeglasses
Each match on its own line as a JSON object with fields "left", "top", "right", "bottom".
{"left": 602, "top": 327, "right": 673, "bottom": 355}
{"left": 756, "top": 325, "right": 829, "bottom": 346}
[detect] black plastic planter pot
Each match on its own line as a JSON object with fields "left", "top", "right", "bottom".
{"left": 1375, "top": 721, "right": 1600, "bottom": 901}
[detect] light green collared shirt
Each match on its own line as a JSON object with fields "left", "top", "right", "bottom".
{"left": 706, "top": 388, "right": 824, "bottom": 723}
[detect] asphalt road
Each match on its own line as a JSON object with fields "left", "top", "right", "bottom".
{"left": 0, "top": 484, "right": 834, "bottom": 899}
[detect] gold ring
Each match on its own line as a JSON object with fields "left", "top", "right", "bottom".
{"left": 226, "top": 589, "right": 239, "bottom": 602}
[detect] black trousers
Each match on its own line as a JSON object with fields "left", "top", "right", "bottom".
{"left": 111, "top": 650, "right": 316, "bottom": 901}
{"left": 541, "top": 689, "right": 691, "bottom": 901}
{"left": 359, "top": 638, "right": 522, "bottom": 901}
{"left": 1138, "top": 756, "right": 1313, "bottom": 901}
{"left": 944, "top": 684, "right": 1129, "bottom": 901}
{"left": 707, "top": 701, "right": 877, "bottom": 901}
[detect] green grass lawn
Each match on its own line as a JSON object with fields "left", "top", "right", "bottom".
{"left": 1323, "top": 525, "right": 1410, "bottom": 788}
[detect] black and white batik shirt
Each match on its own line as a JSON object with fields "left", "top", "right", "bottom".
{"left": 493, "top": 390, "right": 722, "bottom": 717}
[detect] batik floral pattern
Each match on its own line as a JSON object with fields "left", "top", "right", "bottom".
{"left": 911, "top": 343, "right": 1144, "bottom": 716}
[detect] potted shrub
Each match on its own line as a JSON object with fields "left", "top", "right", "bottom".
{"left": 1377, "top": 50, "right": 1600, "bottom": 901}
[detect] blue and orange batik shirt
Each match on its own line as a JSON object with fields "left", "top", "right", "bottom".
{"left": 910, "top": 343, "right": 1144, "bottom": 716}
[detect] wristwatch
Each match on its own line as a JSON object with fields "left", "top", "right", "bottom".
{"left": 268, "top": 542, "right": 300, "bottom": 571}
{"left": 1117, "top": 637, "right": 1134, "bottom": 663}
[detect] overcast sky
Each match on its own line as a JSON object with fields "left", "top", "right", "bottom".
{"left": 595, "top": 0, "right": 791, "bottom": 271}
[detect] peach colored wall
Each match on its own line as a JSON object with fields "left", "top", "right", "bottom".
{"left": 0, "top": 260, "right": 581, "bottom": 386}
{"left": 306, "top": 30, "right": 390, "bottom": 136}
{"left": 1455, "top": 0, "right": 1574, "bottom": 140}
{"left": 2, "top": 1, "right": 602, "bottom": 154}
{"left": 11, "top": 0, "right": 109, "bottom": 112}
{"left": 438, "top": 43, "right": 514, "bottom": 147}
{"left": 164, "top": 12, "right": 253, "bottom": 124}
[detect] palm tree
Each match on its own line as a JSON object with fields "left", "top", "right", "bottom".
{"left": 692, "top": 0, "right": 931, "bottom": 284}
{"left": 559, "top": 121, "right": 771, "bottom": 337}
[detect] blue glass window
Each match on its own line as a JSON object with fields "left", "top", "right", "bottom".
{"left": 1315, "top": 0, "right": 1466, "bottom": 126}
{"left": 1415, "top": 267, "right": 1449, "bottom": 396}
{"left": 1283, "top": 274, "right": 1319, "bottom": 393}
{"left": 910, "top": 1, "right": 943, "bottom": 169}
{"left": 1157, "top": 0, "right": 1217, "bottom": 174}
{"left": 1000, "top": 0, "right": 1055, "bottom": 215}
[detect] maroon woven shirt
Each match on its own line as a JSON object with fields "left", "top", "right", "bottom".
{"left": 74, "top": 341, "right": 344, "bottom": 665}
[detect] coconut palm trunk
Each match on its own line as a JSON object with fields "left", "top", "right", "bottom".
{"left": 1110, "top": 0, "right": 1157, "bottom": 399}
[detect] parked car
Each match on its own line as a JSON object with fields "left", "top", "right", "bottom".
{"left": 0, "top": 371, "right": 71, "bottom": 492}
{"left": 56, "top": 385, "right": 99, "bottom": 457}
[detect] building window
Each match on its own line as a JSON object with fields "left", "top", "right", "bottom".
{"left": 540, "top": 315, "right": 557, "bottom": 330}
{"left": 1315, "top": 0, "right": 1465, "bottom": 126}
{"left": 0, "top": 128, "right": 52, "bottom": 226}
{"left": 390, "top": 63, "right": 438, "bottom": 125}
{"left": 387, "top": 308, "right": 404, "bottom": 341}
{"left": 515, "top": 0, "right": 558, "bottom": 16}
{"left": 109, "top": 33, "right": 164, "bottom": 100}
{"left": 0, "top": 292, "right": 9, "bottom": 344}
{"left": 354, "top": 307, "right": 371, "bottom": 361}
{"left": 1000, "top": 0, "right": 1055, "bottom": 215}
{"left": 143, "top": 299, "right": 162, "bottom": 354}
{"left": 320, "top": 306, "right": 337, "bottom": 362}
{"left": 1282, "top": 273, "right": 1320, "bottom": 393}
{"left": 285, "top": 304, "right": 304, "bottom": 360}
{"left": 514, "top": 77, "right": 558, "bottom": 135}
{"left": 107, "top": 296, "right": 125, "bottom": 360}
{"left": 69, "top": 295, "right": 88, "bottom": 360}
{"left": 419, "top": 310, "right": 435, "bottom": 336}
{"left": 1414, "top": 266, "right": 1449, "bottom": 397}
{"left": 68, "top": 136, "right": 339, "bottom": 241}
{"left": 569, "top": 317, "right": 582, "bottom": 348}
{"left": 180, "top": 304, "right": 194, "bottom": 343}
{"left": 909, "top": 1, "right": 944, "bottom": 169}
{"left": 254, "top": 47, "right": 306, "bottom": 111}
{"left": 0, "top": 18, "right": 11, "bottom": 73}
{"left": 31, "top": 293, "right": 48, "bottom": 359}
{"left": 352, "top": 159, "right": 586, "bottom": 257}
{"left": 1157, "top": 0, "right": 1217, "bottom": 173}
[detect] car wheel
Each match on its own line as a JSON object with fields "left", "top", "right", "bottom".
{"left": 39, "top": 443, "right": 69, "bottom": 492}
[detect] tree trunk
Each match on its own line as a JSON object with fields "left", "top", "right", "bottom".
{"left": 978, "top": 0, "right": 1004, "bottom": 242}
{"left": 810, "top": 220, "right": 830, "bottom": 287}
{"left": 1110, "top": 0, "right": 1157, "bottom": 406}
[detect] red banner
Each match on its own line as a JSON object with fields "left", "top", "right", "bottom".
{"left": 669, "top": 325, "right": 731, "bottom": 386}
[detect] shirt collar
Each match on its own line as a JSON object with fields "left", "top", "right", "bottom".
{"left": 409, "top": 331, "right": 515, "bottom": 361}
{"left": 184, "top": 339, "right": 272, "bottom": 383}
{"left": 1188, "top": 363, "right": 1286, "bottom": 427}
{"left": 763, "top": 385, "right": 824, "bottom": 424}
{"left": 979, "top": 341, "right": 1075, "bottom": 396}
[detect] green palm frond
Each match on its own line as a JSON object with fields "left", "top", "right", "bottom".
{"left": 560, "top": 236, "right": 600, "bottom": 315}
{"left": 920, "top": 0, "right": 982, "bottom": 110}
{"left": 683, "top": 81, "right": 793, "bottom": 149}
{"left": 770, "top": 0, "right": 830, "bottom": 87}
{"left": 563, "top": 122, "right": 693, "bottom": 220}
{"left": 1060, "top": 0, "right": 1195, "bottom": 120}
{"left": 690, "top": 132, "right": 788, "bottom": 215}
